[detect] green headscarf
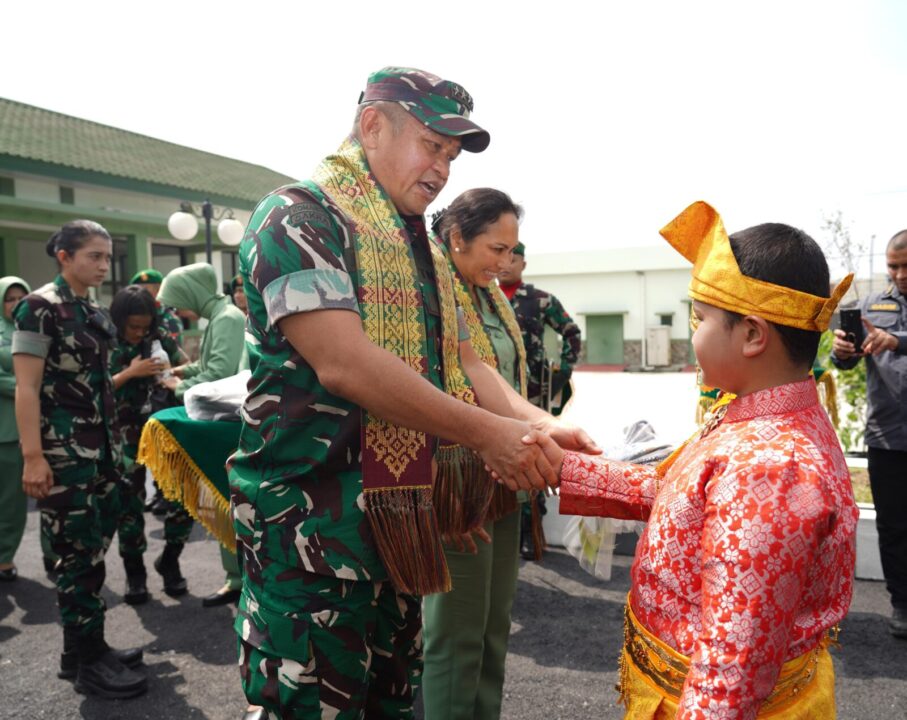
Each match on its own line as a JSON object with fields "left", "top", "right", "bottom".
{"left": 0, "top": 275, "right": 30, "bottom": 332}
{"left": 157, "top": 263, "right": 222, "bottom": 319}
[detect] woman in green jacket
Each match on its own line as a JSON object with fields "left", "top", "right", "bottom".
{"left": 158, "top": 262, "right": 245, "bottom": 401}
{"left": 0, "top": 275, "right": 30, "bottom": 580}
{"left": 156, "top": 262, "right": 246, "bottom": 605}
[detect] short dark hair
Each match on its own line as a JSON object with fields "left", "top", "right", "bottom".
{"left": 431, "top": 188, "right": 523, "bottom": 246}
{"left": 110, "top": 285, "right": 159, "bottom": 338}
{"left": 888, "top": 229, "right": 907, "bottom": 252}
{"left": 725, "top": 223, "right": 830, "bottom": 368}
{"left": 45, "top": 220, "right": 111, "bottom": 260}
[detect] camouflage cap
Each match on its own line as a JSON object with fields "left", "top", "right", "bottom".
{"left": 130, "top": 269, "right": 164, "bottom": 285}
{"left": 513, "top": 242, "right": 526, "bottom": 256}
{"left": 359, "top": 67, "right": 490, "bottom": 153}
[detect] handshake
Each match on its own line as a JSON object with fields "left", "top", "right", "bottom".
{"left": 478, "top": 415, "right": 600, "bottom": 492}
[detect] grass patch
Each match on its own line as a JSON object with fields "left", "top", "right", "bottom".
{"left": 850, "top": 467, "right": 873, "bottom": 505}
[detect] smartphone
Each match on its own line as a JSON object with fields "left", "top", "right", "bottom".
{"left": 839, "top": 308, "right": 864, "bottom": 350}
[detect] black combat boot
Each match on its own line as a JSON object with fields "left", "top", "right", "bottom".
{"left": 57, "top": 625, "right": 144, "bottom": 680}
{"left": 154, "top": 543, "right": 187, "bottom": 597}
{"left": 123, "top": 556, "right": 149, "bottom": 606}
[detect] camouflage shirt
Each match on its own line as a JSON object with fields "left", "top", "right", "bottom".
{"left": 230, "top": 184, "right": 449, "bottom": 584}
{"left": 158, "top": 304, "right": 184, "bottom": 346}
{"left": 12, "top": 275, "right": 119, "bottom": 464}
{"left": 110, "top": 329, "right": 182, "bottom": 463}
{"left": 509, "top": 282, "right": 581, "bottom": 406}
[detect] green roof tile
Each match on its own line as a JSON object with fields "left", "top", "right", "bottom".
{"left": 0, "top": 97, "right": 296, "bottom": 205}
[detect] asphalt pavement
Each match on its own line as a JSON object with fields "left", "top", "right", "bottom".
{"left": 2, "top": 502, "right": 906, "bottom": 719}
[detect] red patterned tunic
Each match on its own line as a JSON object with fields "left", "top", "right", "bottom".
{"left": 559, "top": 379, "right": 858, "bottom": 719}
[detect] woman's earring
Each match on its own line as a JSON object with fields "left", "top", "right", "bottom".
{"left": 454, "top": 246, "right": 461, "bottom": 253}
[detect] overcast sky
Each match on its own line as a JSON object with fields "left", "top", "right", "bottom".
{"left": 3, "top": 1, "right": 905, "bottom": 277}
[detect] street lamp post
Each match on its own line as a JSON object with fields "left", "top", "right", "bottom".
{"left": 167, "top": 199, "right": 244, "bottom": 265}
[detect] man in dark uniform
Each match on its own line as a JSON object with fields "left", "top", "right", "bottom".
{"left": 832, "top": 229, "right": 907, "bottom": 638}
{"left": 499, "top": 242, "right": 582, "bottom": 558}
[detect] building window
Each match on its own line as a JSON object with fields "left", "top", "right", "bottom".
{"left": 151, "top": 244, "right": 188, "bottom": 276}
{"left": 60, "top": 186, "right": 75, "bottom": 205}
{"left": 0, "top": 177, "right": 13, "bottom": 197}
{"left": 658, "top": 313, "right": 674, "bottom": 327}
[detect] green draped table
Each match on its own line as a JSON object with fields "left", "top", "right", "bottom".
{"left": 137, "top": 406, "right": 240, "bottom": 552}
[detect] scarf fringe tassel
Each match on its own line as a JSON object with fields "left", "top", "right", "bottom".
{"left": 365, "top": 486, "right": 451, "bottom": 596}
{"left": 136, "top": 418, "right": 236, "bottom": 553}
{"left": 432, "top": 445, "right": 494, "bottom": 536}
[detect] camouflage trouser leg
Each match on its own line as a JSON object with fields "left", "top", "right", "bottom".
{"left": 236, "top": 568, "right": 422, "bottom": 719}
{"left": 163, "top": 503, "right": 193, "bottom": 547}
{"left": 39, "top": 457, "right": 121, "bottom": 636}
{"left": 116, "top": 464, "right": 147, "bottom": 559}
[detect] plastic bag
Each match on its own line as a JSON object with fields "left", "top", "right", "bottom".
{"left": 562, "top": 420, "right": 673, "bottom": 581}
{"left": 183, "top": 370, "right": 251, "bottom": 422}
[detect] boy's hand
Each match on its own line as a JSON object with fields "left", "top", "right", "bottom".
{"left": 531, "top": 417, "right": 601, "bottom": 455}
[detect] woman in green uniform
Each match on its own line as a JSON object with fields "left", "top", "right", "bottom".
{"left": 423, "top": 188, "right": 527, "bottom": 720}
{"left": 0, "top": 276, "right": 29, "bottom": 581}
{"left": 109, "top": 284, "right": 185, "bottom": 604}
{"left": 14, "top": 220, "right": 146, "bottom": 698}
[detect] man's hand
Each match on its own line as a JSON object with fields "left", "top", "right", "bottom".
{"left": 531, "top": 416, "right": 601, "bottom": 455}
{"left": 861, "top": 318, "right": 898, "bottom": 356}
{"left": 160, "top": 375, "right": 180, "bottom": 391}
{"left": 443, "top": 527, "right": 492, "bottom": 554}
{"left": 478, "top": 419, "right": 558, "bottom": 492}
{"left": 832, "top": 328, "right": 861, "bottom": 360}
{"left": 22, "top": 455, "right": 53, "bottom": 499}
{"left": 171, "top": 365, "right": 187, "bottom": 379}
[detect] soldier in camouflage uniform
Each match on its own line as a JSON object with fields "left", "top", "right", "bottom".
{"left": 498, "top": 242, "right": 582, "bottom": 559}
{"left": 130, "top": 268, "right": 185, "bottom": 516}
{"left": 14, "top": 220, "right": 146, "bottom": 699}
{"left": 109, "top": 285, "right": 188, "bottom": 604}
{"left": 230, "top": 68, "right": 591, "bottom": 719}
{"left": 130, "top": 268, "right": 184, "bottom": 345}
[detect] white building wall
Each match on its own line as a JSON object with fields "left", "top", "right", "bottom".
{"left": 523, "top": 260, "right": 691, "bottom": 340}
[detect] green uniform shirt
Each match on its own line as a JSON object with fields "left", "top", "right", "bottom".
{"left": 111, "top": 329, "right": 182, "bottom": 465}
{"left": 12, "top": 275, "right": 118, "bottom": 464}
{"left": 231, "top": 184, "right": 448, "bottom": 583}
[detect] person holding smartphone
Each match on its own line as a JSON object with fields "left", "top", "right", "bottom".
{"left": 832, "top": 228, "right": 907, "bottom": 639}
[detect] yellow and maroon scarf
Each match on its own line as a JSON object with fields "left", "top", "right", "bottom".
{"left": 310, "top": 138, "right": 486, "bottom": 594}
{"left": 441, "top": 244, "right": 528, "bottom": 523}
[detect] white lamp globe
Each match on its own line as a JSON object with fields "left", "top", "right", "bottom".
{"left": 217, "top": 218, "right": 244, "bottom": 246}
{"left": 167, "top": 211, "right": 199, "bottom": 241}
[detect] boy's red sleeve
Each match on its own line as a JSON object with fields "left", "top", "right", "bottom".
{"left": 558, "top": 451, "right": 659, "bottom": 521}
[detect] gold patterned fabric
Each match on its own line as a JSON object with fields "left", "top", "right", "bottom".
{"left": 310, "top": 138, "right": 480, "bottom": 594}
{"left": 619, "top": 600, "right": 836, "bottom": 719}
{"left": 441, "top": 242, "right": 529, "bottom": 523}
{"left": 660, "top": 201, "right": 852, "bottom": 331}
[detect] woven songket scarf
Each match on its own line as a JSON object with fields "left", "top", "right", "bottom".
{"left": 309, "top": 138, "right": 485, "bottom": 595}
{"left": 436, "top": 241, "right": 529, "bottom": 527}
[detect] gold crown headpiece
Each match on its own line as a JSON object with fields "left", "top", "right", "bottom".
{"left": 660, "top": 201, "right": 852, "bottom": 331}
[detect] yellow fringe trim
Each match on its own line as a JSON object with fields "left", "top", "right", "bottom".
{"left": 136, "top": 417, "right": 236, "bottom": 553}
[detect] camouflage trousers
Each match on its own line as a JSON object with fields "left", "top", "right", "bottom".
{"left": 236, "top": 567, "right": 423, "bottom": 719}
{"left": 116, "top": 463, "right": 193, "bottom": 559}
{"left": 39, "top": 456, "right": 120, "bottom": 636}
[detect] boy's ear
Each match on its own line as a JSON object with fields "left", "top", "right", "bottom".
{"left": 740, "top": 315, "right": 771, "bottom": 358}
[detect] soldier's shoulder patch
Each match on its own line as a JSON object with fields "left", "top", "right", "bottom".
{"left": 288, "top": 201, "right": 331, "bottom": 228}
{"left": 869, "top": 303, "right": 899, "bottom": 311}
